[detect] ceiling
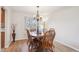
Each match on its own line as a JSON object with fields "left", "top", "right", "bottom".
{"left": 9, "top": 6, "right": 63, "bottom": 16}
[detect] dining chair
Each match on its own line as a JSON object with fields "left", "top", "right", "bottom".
{"left": 41, "top": 29, "right": 56, "bottom": 52}
{"left": 26, "top": 29, "right": 34, "bottom": 51}
{"left": 49, "top": 28, "right": 56, "bottom": 48}
{"left": 26, "top": 29, "right": 41, "bottom": 52}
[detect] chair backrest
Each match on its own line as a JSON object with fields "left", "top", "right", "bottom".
{"left": 42, "top": 29, "right": 56, "bottom": 49}
{"left": 43, "top": 31, "right": 52, "bottom": 48}
{"left": 26, "top": 29, "right": 32, "bottom": 40}
{"left": 49, "top": 28, "right": 56, "bottom": 43}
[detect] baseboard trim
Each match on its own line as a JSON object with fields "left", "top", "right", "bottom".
{"left": 55, "top": 40, "right": 79, "bottom": 52}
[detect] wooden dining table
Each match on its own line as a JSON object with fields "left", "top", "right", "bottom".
{"left": 30, "top": 31, "right": 44, "bottom": 39}
{"left": 29, "top": 31, "right": 44, "bottom": 52}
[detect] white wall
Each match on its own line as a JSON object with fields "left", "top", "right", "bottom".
{"left": 47, "top": 7, "right": 79, "bottom": 51}
{"left": 4, "top": 7, "right": 12, "bottom": 48}
{"left": 11, "top": 11, "right": 29, "bottom": 40}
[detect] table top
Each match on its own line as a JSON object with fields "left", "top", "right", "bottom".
{"left": 30, "top": 31, "right": 44, "bottom": 37}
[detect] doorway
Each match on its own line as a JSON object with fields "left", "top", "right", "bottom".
{"left": 1, "top": 7, "right": 5, "bottom": 48}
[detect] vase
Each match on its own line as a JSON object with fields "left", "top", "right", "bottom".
{"left": 12, "top": 30, "right": 16, "bottom": 42}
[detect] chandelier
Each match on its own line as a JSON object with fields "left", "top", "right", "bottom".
{"left": 34, "top": 6, "right": 42, "bottom": 35}
{"left": 34, "top": 6, "right": 42, "bottom": 21}
{"left": 33, "top": 6, "right": 48, "bottom": 34}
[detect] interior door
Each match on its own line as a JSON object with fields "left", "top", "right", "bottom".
{"left": 1, "top": 32, "right": 5, "bottom": 48}
{"left": 1, "top": 7, "right": 5, "bottom": 48}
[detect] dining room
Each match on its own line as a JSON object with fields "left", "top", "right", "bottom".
{"left": 0, "top": 6, "right": 79, "bottom": 52}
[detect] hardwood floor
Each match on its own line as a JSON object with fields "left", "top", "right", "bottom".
{"left": 54, "top": 41, "right": 78, "bottom": 52}
{"left": 2, "top": 39, "right": 28, "bottom": 52}
{"left": 1, "top": 39, "right": 78, "bottom": 52}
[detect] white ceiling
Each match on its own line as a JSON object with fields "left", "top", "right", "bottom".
{"left": 9, "top": 6, "right": 63, "bottom": 15}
